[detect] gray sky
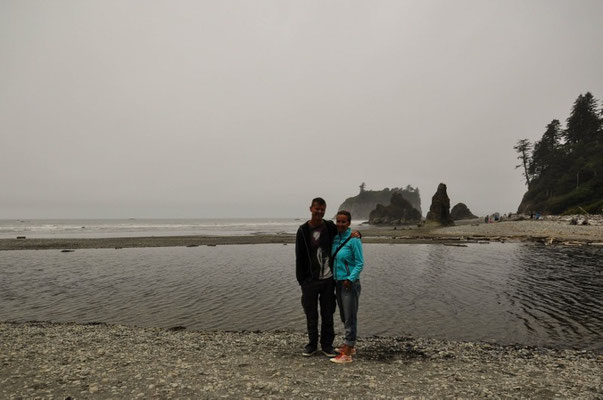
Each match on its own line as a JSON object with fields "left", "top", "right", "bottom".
{"left": 1, "top": 0, "right": 602, "bottom": 219}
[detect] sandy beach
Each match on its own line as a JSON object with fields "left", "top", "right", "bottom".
{"left": 1, "top": 322, "right": 601, "bottom": 399}
{"left": 1, "top": 218, "right": 602, "bottom": 251}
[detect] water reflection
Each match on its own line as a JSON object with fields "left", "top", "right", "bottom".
{"left": 0, "top": 243, "right": 601, "bottom": 351}
{"left": 505, "top": 245, "right": 602, "bottom": 347}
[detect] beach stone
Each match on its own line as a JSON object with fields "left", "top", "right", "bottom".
{"left": 426, "top": 183, "right": 454, "bottom": 226}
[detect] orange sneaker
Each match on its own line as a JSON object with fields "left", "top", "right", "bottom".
{"left": 331, "top": 344, "right": 354, "bottom": 363}
{"left": 330, "top": 352, "right": 353, "bottom": 363}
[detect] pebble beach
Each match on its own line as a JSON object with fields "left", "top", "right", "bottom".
{"left": 1, "top": 322, "right": 601, "bottom": 399}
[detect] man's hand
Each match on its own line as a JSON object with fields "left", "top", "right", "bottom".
{"left": 343, "top": 280, "right": 352, "bottom": 290}
{"left": 351, "top": 230, "right": 361, "bottom": 238}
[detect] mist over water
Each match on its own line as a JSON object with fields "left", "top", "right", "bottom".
{"left": 1, "top": 243, "right": 601, "bottom": 351}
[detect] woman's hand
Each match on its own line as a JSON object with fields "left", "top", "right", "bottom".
{"left": 343, "top": 280, "right": 352, "bottom": 290}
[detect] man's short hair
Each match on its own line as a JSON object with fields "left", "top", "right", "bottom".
{"left": 311, "top": 197, "right": 326, "bottom": 207}
{"left": 336, "top": 210, "right": 352, "bottom": 223}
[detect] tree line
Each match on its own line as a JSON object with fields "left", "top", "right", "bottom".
{"left": 515, "top": 92, "right": 603, "bottom": 214}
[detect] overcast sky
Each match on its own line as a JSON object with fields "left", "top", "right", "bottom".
{"left": 1, "top": 1, "right": 602, "bottom": 219}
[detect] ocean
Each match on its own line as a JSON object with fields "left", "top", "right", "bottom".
{"left": 0, "top": 218, "right": 367, "bottom": 239}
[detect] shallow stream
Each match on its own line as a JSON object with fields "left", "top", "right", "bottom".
{"left": 1, "top": 243, "right": 601, "bottom": 351}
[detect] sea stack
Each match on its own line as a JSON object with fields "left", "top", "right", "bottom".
{"left": 426, "top": 183, "right": 454, "bottom": 226}
{"left": 368, "top": 192, "right": 422, "bottom": 225}
{"left": 450, "top": 202, "right": 477, "bottom": 221}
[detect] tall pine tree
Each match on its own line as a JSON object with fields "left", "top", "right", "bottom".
{"left": 564, "top": 92, "right": 600, "bottom": 145}
{"left": 514, "top": 139, "right": 532, "bottom": 186}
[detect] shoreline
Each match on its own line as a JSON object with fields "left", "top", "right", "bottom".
{"left": 1, "top": 321, "right": 601, "bottom": 399}
{"left": 2, "top": 219, "right": 603, "bottom": 250}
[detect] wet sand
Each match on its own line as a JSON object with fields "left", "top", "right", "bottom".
{"left": 1, "top": 322, "right": 601, "bottom": 399}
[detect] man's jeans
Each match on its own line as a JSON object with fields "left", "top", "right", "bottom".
{"left": 301, "top": 278, "right": 336, "bottom": 349}
{"left": 335, "top": 280, "right": 361, "bottom": 347}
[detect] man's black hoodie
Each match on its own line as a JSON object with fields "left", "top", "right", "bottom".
{"left": 295, "top": 220, "right": 337, "bottom": 286}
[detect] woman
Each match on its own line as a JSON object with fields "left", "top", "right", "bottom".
{"left": 330, "top": 210, "right": 364, "bottom": 364}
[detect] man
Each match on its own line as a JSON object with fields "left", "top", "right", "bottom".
{"left": 295, "top": 197, "right": 360, "bottom": 357}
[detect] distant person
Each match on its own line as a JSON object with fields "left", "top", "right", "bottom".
{"left": 295, "top": 198, "right": 360, "bottom": 357}
{"left": 330, "top": 210, "right": 364, "bottom": 364}
{"left": 484, "top": 215, "right": 489, "bottom": 224}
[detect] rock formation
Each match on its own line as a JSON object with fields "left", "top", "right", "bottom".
{"left": 338, "top": 185, "right": 421, "bottom": 219}
{"left": 450, "top": 203, "right": 477, "bottom": 221}
{"left": 368, "top": 192, "right": 422, "bottom": 225}
{"left": 426, "top": 183, "right": 454, "bottom": 226}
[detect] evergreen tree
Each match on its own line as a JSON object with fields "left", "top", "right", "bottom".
{"left": 528, "top": 120, "right": 567, "bottom": 200}
{"left": 514, "top": 139, "right": 532, "bottom": 186}
{"left": 564, "top": 92, "right": 600, "bottom": 145}
{"left": 530, "top": 120, "right": 562, "bottom": 180}
{"left": 564, "top": 92, "right": 602, "bottom": 190}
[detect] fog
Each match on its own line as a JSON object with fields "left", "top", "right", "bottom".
{"left": 1, "top": 0, "right": 602, "bottom": 218}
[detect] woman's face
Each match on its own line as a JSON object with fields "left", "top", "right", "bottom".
{"left": 335, "top": 214, "right": 350, "bottom": 232}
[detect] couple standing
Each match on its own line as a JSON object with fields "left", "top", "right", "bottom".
{"left": 295, "top": 197, "right": 364, "bottom": 364}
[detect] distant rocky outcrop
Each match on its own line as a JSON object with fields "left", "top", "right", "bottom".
{"left": 426, "top": 183, "right": 454, "bottom": 226}
{"left": 368, "top": 192, "right": 422, "bottom": 225}
{"left": 450, "top": 203, "right": 477, "bottom": 221}
{"left": 338, "top": 184, "right": 421, "bottom": 220}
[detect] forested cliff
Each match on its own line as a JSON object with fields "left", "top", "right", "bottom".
{"left": 515, "top": 92, "right": 603, "bottom": 214}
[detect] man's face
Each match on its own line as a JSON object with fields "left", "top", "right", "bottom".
{"left": 309, "top": 202, "right": 326, "bottom": 220}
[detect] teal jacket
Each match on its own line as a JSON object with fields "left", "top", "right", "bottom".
{"left": 331, "top": 228, "right": 364, "bottom": 282}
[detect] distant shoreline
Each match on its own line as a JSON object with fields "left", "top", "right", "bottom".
{"left": 2, "top": 219, "right": 602, "bottom": 250}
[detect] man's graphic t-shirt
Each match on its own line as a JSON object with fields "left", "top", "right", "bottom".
{"left": 308, "top": 222, "right": 332, "bottom": 280}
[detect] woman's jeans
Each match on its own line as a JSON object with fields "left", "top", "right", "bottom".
{"left": 335, "top": 280, "right": 361, "bottom": 347}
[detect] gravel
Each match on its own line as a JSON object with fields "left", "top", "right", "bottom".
{"left": 1, "top": 322, "right": 601, "bottom": 399}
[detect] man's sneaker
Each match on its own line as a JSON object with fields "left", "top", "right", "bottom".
{"left": 321, "top": 347, "right": 337, "bottom": 357}
{"left": 302, "top": 344, "right": 317, "bottom": 357}
{"left": 330, "top": 353, "right": 353, "bottom": 364}
{"left": 336, "top": 345, "right": 357, "bottom": 355}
